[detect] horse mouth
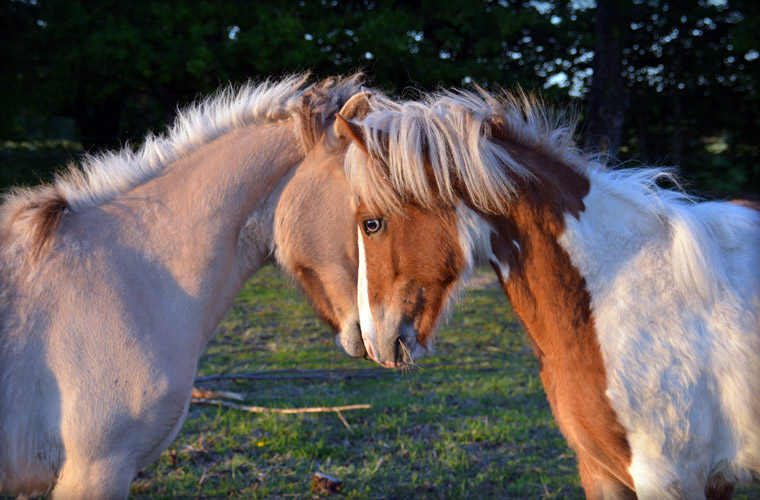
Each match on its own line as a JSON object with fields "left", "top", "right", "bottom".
{"left": 364, "top": 323, "right": 430, "bottom": 369}
{"left": 335, "top": 321, "right": 367, "bottom": 358}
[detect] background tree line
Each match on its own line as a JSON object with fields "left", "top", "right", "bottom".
{"left": 1, "top": 0, "right": 758, "bottom": 194}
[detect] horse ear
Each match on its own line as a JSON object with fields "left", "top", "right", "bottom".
{"left": 340, "top": 91, "right": 372, "bottom": 120}
{"left": 334, "top": 91, "right": 372, "bottom": 153}
{"left": 334, "top": 113, "right": 369, "bottom": 154}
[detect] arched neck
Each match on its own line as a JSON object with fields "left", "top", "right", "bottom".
{"left": 90, "top": 121, "right": 302, "bottom": 345}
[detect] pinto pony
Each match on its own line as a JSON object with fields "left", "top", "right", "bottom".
{"left": 338, "top": 90, "right": 760, "bottom": 499}
{"left": 0, "top": 75, "right": 384, "bottom": 498}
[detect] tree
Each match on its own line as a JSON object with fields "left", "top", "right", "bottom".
{"left": 583, "top": 0, "right": 630, "bottom": 155}
{"left": 2, "top": 0, "right": 758, "bottom": 193}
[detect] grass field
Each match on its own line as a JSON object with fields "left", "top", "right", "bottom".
{"left": 2, "top": 264, "right": 755, "bottom": 499}
{"left": 122, "top": 265, "right": 759, "bottom": 500}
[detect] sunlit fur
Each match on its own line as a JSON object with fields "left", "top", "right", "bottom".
{"left": 0, "top": 74, "right": 387, "bottom": 498}
{"left": 2, "top": 76, "right": 301, "bottom": 233}
{"left": 559, "top": 167, "right": 760, "bottom": 497}
{"left": 1, "top": 75, "right": 379, "bottom": 250}
{"left": 344, "top": 87, "right": 584, "bottom": 214}
{"left": 344, "top": 87, "right": 760, "bottom": 498}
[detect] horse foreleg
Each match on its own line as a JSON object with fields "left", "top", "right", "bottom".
{"left": 578, "top": 453, "right": 637, "bottom": 500}
{"left": 48, "top": 386, "right": 192, "bottom": 500}
{"left": 49, "top": 456, "right": 134, "bottom": 500}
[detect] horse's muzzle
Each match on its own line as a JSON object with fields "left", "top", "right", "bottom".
{"left": 335, "top": 321, "right": 367, "bottom": 358}
{"left": 375, "top": 318, "right": 421, "bottom": 368}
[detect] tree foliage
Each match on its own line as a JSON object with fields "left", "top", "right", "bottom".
{"left": 1, "top": 0, "right": 758, "bottom": 192}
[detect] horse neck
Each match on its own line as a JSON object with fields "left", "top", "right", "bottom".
{"left": 106, "top": 120, "right": 301, "bottom": 335}
{"left": 481, "top": 141, "right": 595, "bottom": 363}
{"left": 477, "top": 141, "right": 637, "bottom": 486}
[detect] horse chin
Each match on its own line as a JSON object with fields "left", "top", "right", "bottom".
{"left": 334, "top": 321, "right": 367, "bottom": 358}
{"left": 409, "top": 340, "right": 431, "bottom": 362}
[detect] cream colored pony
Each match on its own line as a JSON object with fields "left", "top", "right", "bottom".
{"left": 0, "top": 75, "right": 381, "bottom": 499}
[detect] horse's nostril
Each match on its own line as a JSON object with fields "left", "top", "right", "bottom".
{"left": 393, "top": 336, "right": 403, "bottom": 365}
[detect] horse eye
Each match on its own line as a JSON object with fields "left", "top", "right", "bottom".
{"left": 363, "top": 219, "right": 383, "bottom": 236}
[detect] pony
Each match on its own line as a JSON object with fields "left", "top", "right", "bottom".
{"left": 336, "top": 89, "right": 760, "bottom": 499}
{"left": 0, "top": 74, "right": 383, "bottom": 499}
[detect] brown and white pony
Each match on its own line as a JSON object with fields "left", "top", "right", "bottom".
{"left": 338, "top": 89, "right": 760, "bottom": 499}
{"left": 0, "top": 75, "right": 382, "bottom": 499}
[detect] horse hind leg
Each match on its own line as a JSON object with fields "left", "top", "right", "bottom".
{"left": 49, "top": 456, "right": 134, "bottom": 500}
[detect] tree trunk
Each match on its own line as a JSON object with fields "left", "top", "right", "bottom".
{"left": 583, "top": 0, "right": 629, "bottom": 160}
{"left": 672, "top": 88, "right": 683, "bottom": 168}
{"left": 635, "top": 92, "right": 649, "bottom": 163}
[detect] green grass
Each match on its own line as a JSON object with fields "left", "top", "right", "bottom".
{"left": 2, "top": 264, "right": 756, "bottom": 499}
{"left": 129, "top": 266, "right": 582, "bottom": 499}
{"left": 126, "top": 266, "right": 759, "bottom": 499}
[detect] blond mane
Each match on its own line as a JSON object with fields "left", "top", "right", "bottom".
{"left": 344, "top": 86, "right": 702, "bottom": 222}
{"left": 345, "top": 87, "right": 582, "bottom": 214}
{"left": 346, "top": 86, "right": 736, "bottom": 305}
{"left": 1, "top": 73, "right": 368, "bottom": 252}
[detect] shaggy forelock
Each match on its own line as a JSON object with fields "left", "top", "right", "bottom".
{"left": 344, "top": 87, "right": 583, "bottom": 214}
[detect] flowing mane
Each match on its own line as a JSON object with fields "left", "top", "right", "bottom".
{"left": 1, "top": 73, "right": 367, "bottom": 252}
{"left": 347, "top": 86, "right": 742, "bottom": 302}
{"left": 346, "top": 87, "right": 694, "bottom": 216}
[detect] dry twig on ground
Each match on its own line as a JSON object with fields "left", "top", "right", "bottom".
{"left": 190, "top": 399, "right": 370, "bottom": 414}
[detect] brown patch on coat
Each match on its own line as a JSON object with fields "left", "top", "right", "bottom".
{"left": 357, "top": 198, "right": 464, "bottom": 360}
{"left": 484, "top": 135, "right": 635, "bottom": 494}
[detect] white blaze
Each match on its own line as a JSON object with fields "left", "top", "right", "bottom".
{"left": 357, "top": 227, "right": 380, "bottom": 362}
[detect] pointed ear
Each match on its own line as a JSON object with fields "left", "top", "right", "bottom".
{"left": 334, "top": 113, "right": 369, "bottom": 154}
{"left": 333, "top": 91, "right": 372, "bottom": 153}
{"left": 339, "top": 91, "right": 372, "bottom": 120}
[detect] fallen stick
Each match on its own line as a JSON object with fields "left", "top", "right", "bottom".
{"left": 194, "top": 361, "right": 498, "bottom": 384}
{"left": 194, "top": 367, "right": 392, "bottom": 383}
{"left": 335, "top": 410, "right": 351, "bottom": 431}
{"left": 190, "top": 398, "right": 370, "bottom": 415}
{"left": 191, "top": 387, "right": 245, "bottom": 401}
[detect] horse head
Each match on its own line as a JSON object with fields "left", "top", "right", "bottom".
{"left": 275, "top": 89, "right": 378, "bottom": 358}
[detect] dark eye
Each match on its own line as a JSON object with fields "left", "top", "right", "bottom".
{"left": 362, "top": 218, "right": 383, "bottom": 236}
